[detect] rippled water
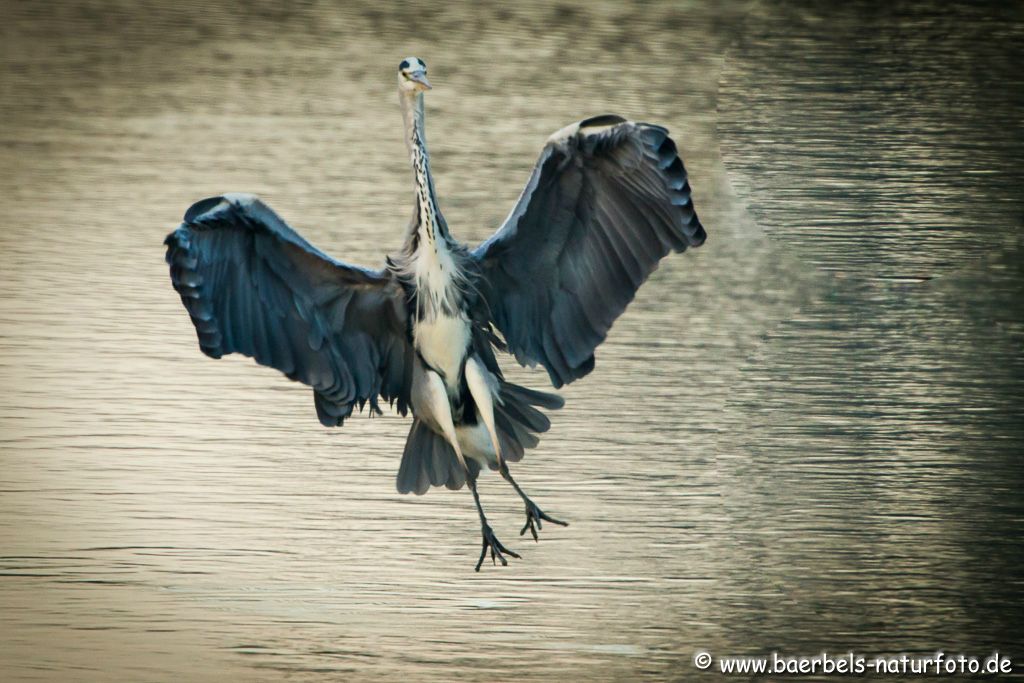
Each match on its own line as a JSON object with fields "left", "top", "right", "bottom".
{"left": 1, "top": 1, "right": 1022, "bottom": 681}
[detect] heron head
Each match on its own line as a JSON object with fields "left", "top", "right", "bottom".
{"left": 398, "top": 57, "right": 431, "bottom": 93}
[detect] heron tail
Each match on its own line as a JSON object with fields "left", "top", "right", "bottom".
{"left": 396, "top": 419, "right": 480, "bottom": 495}
{"left": 396, "top": 385, "right": 562, "bottom": 494}
{"left": 492, "top": 382, "right": 565, "bottom": 464}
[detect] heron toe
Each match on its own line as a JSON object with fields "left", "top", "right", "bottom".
{"left": 476, "top": 524, "right": 520, "bottom": 572}
{"left": 520, "top": 499, "right": 568, "bottom": 542}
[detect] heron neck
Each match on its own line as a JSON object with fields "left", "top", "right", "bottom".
{"left": 401, "top": 91, "right": 448, "bottom": 249}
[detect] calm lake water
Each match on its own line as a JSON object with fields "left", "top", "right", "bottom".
{"left": 1, "top": 1, "right": 1022, "bottom": 681}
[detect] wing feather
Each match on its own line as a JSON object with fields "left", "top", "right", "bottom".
{"left": 474, "top": 117, "right": 706, "bottom": 387}
{"left": 165, "top": 193, "right": 412, "bottom": 425}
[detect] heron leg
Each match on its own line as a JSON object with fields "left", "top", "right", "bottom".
{"left": 468, "top": 473, "right": 520, "bottom": 572}
{"left": 421, "top": 369, "right": 467, "bottom": 470}
{"left": 499, "top": 462, "right": 569, "bottom": 542}
{"left": 464, "top": 355, "right": 503, "bottom": 467}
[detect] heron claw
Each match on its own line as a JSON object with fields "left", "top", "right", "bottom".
{"left": 475, "top": 524, "right": 520, "bottom": 572}
{"left": 520, "top": 500, "right": 568, "bottom": 542}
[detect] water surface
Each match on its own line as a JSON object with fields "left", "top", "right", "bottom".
{"left": 1, "top": 1, "right": 1022, "bottom": 680}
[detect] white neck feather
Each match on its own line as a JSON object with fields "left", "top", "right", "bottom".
{"left": 399, "top": 90, "right": 465, "bottom": 320}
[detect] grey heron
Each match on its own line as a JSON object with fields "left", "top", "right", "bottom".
{"left": 164, "top": 57, "right": 706, "bottom": 570}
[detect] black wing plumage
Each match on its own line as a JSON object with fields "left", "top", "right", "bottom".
{"left": 164, "top": 193, "right": 412, "bottom": 425}
{"left": 473, "top": 116, "right": 706, "bottom": 388}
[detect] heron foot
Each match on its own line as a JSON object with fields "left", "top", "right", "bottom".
{"left": 476, "top": 523, "right": 520, "bottom": 572}
{"left": 520, "top": 498, "right": 569, "bottom": 542}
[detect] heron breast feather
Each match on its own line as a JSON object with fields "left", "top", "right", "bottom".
{"left": 414, "top": 314, "right": 471, "bottom": 390}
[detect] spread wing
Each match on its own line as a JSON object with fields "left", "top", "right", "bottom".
{"left": 164, "top": 193, "right": 412, "bottom": 425}
{"left": 473, "top": 116, "right": 706, "bottom": 388}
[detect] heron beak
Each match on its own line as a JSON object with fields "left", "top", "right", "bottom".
{"left": 410, "top": 71, "right": 432, "bottom": 91}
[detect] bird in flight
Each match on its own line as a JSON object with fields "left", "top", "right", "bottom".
{"left": 165, "top": 57, "right": 706, "bottom": 570}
